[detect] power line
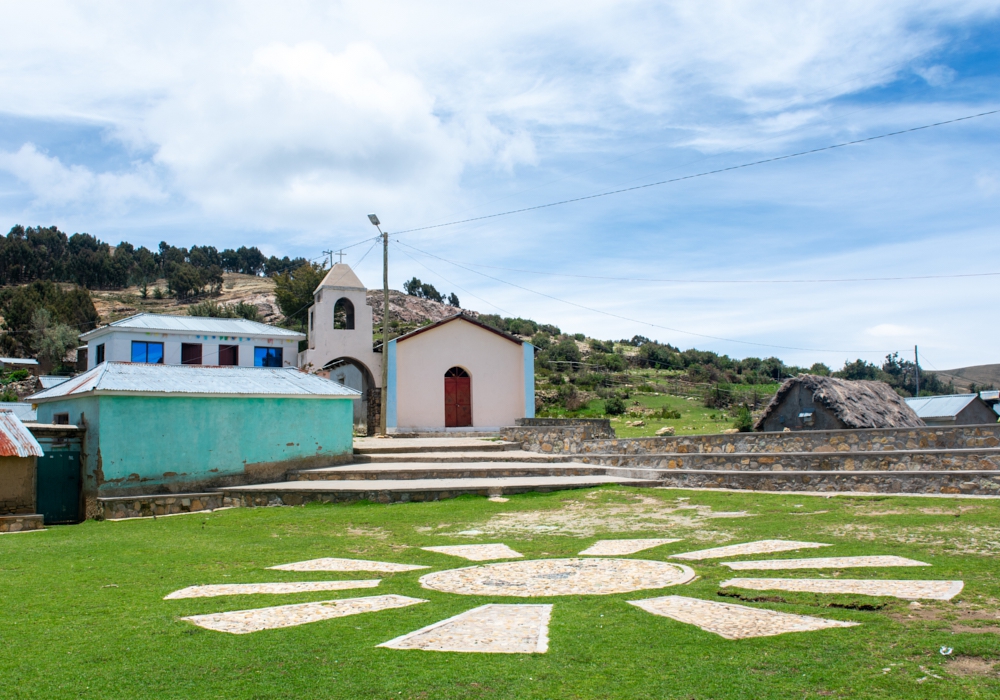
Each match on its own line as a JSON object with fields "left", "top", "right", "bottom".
{"left": 393, "top": 108, "right": 999, "bottom": 235}
{"left": 396, "top": 240, "right": 893, "bottom": 355}
{"left": 394, "top": 245, "right": 513, "bottom": 316}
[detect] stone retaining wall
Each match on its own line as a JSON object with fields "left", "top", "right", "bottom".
{"left": 96, "top": 492, "right": 233, "bottom": 520}
{"left": 581, "top": 424, "right": 1000, "bottom": 456}
{"left": 501, "top": 418, "right": 615, "bottom": 453}
{"left": 582, "top": 448, "right": 1000, "bottom": 472}
{"left": 0, "top": 513, "right": 44, "bottom": 532}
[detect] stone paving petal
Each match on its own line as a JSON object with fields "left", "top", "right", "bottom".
{"left": 164, "top": 580, "right": 381, "bottom": 600}
{"left": 379, "top": 604, "right": 552, "bottom": 653}
{"left": 180, "top": 594, "right": 427, "bottom": 634}
{"left": 578, "top": 539, "right": 682, "bottom": 556}
{"left": 629, "top": 595, "right": 859, "bottom": 639}
{"left": 421, "top": 544, "right": 524, "bottom": 561}
{"left": 269, "top": 557, "right": 429, "bottom": 573}
{"left": 722, "top": 556, "right": 930, "bottom": 571}
{"left": 670, "top": 540, "right": 831, "bottom": 560}
{"left": 721, "top": 578, "right": 964, "bottom": 601}
{"left": 420, "top": 558, "right": 696, "bottom": 597}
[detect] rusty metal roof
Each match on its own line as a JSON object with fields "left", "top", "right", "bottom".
{"left": 0, "top": 411, "right": 43, "bottom": 457}
{"left": 28, "top": 362, "right": 360, "bottom": 401}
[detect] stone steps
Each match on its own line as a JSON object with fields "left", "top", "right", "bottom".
{"left": 580, "top": 447, "right": 1000, "bottom": 472}
{"left": 290, "top": 462, "right": 608, "bottom": 481}
{"left": 353, "top": 437, "right": 516, "bottom": 454}
{"left": 221, "top": 474, "right": 655, "bottom": 505}
{"left": 351, "top": 450, "right": 574, "bottom": 464}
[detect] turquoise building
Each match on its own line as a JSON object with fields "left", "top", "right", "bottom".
{"left": 30, "top": 363, "right": 358, "bottom": 508}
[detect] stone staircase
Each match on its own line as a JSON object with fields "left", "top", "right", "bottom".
{"left": 569, "top": 425, "right": 1000, "bottom": 496}
{"left": 221, "top": 436, "right": 656, "bottom": 506}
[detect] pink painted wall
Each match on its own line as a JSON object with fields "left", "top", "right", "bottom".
{"left": 395, "top": 319, "right": 524, "bottom": 429}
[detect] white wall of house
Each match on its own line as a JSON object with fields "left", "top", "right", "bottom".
{"left": 86, "top": 331, "right": 300, "bottom": 369}
{"left": 393, "top": 318, "right": 525, "bottom": 430}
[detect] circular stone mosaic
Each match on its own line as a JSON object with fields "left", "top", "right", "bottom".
{"left": 418, "top": 557, "right": 697, "bottom": 597}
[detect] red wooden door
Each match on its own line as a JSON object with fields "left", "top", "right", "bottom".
{"left": 444, "top": 368, "right": 472, "bottom": 427}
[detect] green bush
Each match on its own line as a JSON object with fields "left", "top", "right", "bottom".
{"left": 734, "top": 404, "right": 754, "bottom": 432}
{"left": 5, "top": 369, "right": 30, "bottom": 383}
{"left": 604, "top": 396, "right": 626, "bottom": 415}
{"left": 652, "top": 407, "right": 682, "bottom": 420}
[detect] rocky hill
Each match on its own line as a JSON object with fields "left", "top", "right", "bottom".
{"left": 931, "top": 364, "right": 1000, "bottom": 392}
{"left": 368, "top": 290, "right": 472, "bottom": 326}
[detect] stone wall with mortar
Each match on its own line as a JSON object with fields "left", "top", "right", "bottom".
{"left": 0, "top": 513, "right": 44, "bottom": 532}
{"left": 96, "top": 492, "right": 233, "bottom": 520}
{"left": 501, "top": 418, "right": 615, "bottom": 453}
{"left": 580, "top": 424, "right": 1000, "bottom": 456}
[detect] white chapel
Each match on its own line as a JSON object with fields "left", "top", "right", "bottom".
{"left": 298, "top": 264, "right": 535, "bottom": 434}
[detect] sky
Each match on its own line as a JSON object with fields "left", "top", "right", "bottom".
{"left": 0, "top": 1, "right": 998, "bottom": 371}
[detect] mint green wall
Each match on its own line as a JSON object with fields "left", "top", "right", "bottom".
{"left": 36, "top": 395, "right": 354, "bottom": 494}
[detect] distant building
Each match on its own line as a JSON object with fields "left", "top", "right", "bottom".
{"left": 79, "top": 314, "right": 304, "bottom": 370}
{"left": 756, "top": 374, "right": 924, "bottom": 432}
{"left": 905, "top": 394, "right": 998, "bottom": 426}
{"left": 0, "top": 411, "right": 44, "bottom": 531}
{"left": 29, "top": 362, "right": 358, "bottom": 506}
{"left": 0, "top": 357, "right": 40, "bottom": 375}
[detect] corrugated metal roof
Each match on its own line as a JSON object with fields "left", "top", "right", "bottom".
{"left": 981, "top": 390, "right": 1000, "bottom": 402}
{"left": 0, "top": 357, "right": 39, "bottom": 365}
{"left": 28, "top": 362, "right": 360, "bottom": 401}
{"left": 905, "top": 394, "right": 978, "bottom": 419}
{"left": 38, "top": 376, "right": 71, "bottom": 389}
{"left": 79, "top": 313, "right": 305, "bottom": 340}
{"left": 0, "top": 402, "right": 36, "bottom": 422}
{"left": 0, "top": 411, "right": 43, "bottom": 457}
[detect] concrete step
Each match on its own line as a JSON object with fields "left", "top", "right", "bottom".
{"left": 605, "top": 468, "right": 1000, "bottom": 496}
{"left": 222, "top": 474, "right": 655, "bottom": 505}
{"left": 581, "top": 447, "right": 1000, "bottom": 472}
{"left": 353, "top": 437, "right": 515, "bottom": 454}
{"left": 290, "top": 461, "right": 608, "bottom": 481}
{"left": 351, "top": 451, "right": 574, "bottom": 464}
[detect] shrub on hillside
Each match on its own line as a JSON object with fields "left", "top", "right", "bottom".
{"left": 604, "top": 396, "right": 626, "bottom": 415}
{"left": 734, "top": 404, "right": 754, "bottom": 432}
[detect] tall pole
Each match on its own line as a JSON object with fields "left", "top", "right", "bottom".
{"left": 379, "top": 227, "right": 389, "bottom": 436}
{"left": 914, "top": 345, "right": 920, "bottom": 397}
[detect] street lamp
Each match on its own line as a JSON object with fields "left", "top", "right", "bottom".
{"left": 370, "top": 214, "right": 389, "bottom": 436}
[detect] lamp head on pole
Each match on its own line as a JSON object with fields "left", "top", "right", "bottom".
{"left": 367, "top": 213, "right": 380, "bottom": 226}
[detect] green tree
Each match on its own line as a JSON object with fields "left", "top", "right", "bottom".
{"left": 273, "top": 262, "right": 326, "bottom": 329}
{"left": 734, "top": 404, "right": 754, "bottom": 432}
{"left": 30, "top": 308, "right": 79, "bottom": 369}
{"left": 0, "top": 280, "right": 99, "bottom": 356}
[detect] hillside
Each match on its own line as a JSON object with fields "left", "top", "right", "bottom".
{"left": 930, "top": 364, "right": 1000, "bottom": 392}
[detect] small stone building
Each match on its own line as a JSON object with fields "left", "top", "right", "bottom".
{"left": 0, "top": 410, "right": 45, "bottom": 532}
{"left": 29, "top": 362, "right": 359, "bottom": 509}
{"left": 905, "top": 394, "right": 998, "bottom": 426}
{"left": 755, "top": 374, "right": 924, "bottom": 432}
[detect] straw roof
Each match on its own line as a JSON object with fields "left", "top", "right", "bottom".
{"left": 755, "top": 374, "right": 925, "bottom": 430}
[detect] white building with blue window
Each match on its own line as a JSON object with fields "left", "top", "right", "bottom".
{"left": 79, "top": 314, "right": 304, "bottom": 369}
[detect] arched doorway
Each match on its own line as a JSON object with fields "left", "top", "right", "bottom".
{"left": 444, "top": 366, "right": 472, "bottom": 428}
{"left": 334, "top": 298, "right": 355, "bottom": 329}
{"left": 323, "top": 357, "right": 376, "bottom": 434}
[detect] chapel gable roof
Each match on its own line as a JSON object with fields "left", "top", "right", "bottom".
{"left": 754, "top": 374, "right": 925, "bottom": 430}
{"left": 393, "top": 313, "right": 524, "bottom": 346}
{"left": 316, "top": 264, "right": 366, "bottom": 292}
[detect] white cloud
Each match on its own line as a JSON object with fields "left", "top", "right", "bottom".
{"left": 916, "top": 64, "right": 957, "bottom": 86}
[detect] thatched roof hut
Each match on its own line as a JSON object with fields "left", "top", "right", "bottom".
{"left": 755, "top": 374, "right": 924, "bottom": 432}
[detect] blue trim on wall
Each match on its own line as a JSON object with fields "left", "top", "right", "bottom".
{"left": 523, "top": 342, "right": 535, "bottom": 418}
{"left": 386, "top": 339, "right": 398, "bottom": 428}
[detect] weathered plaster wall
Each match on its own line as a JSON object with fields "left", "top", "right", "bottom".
{"left": 392, "top": 319, "right": 526, "bottom": 430}
{"left": 0, "top": 455, "right": 36, "bottom": 514}
{"left": 88, "top": 331, "right": 300, "bottom": 369}
{"left": 36, "top": 395, "right": 354, "bottom": 496}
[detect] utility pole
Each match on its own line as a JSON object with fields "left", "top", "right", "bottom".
{"left": 914, "top": 345, "right": 920, "bottom": 396}
{"left": 368, "top": 214, "right": 389, "bottom": 436}
{"left": 322, "top": 249, "right": 334, "bottom": 267}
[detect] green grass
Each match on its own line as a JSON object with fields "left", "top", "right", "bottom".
{"left": 3, "top": 488, "right": 1000, "bottom": 699}
{"left": 540, "top": 392, "right": 736, "bottom": 437}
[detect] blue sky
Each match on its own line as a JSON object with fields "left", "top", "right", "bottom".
{"left": 1, "top": 2, "right": 998, "bottom": 371}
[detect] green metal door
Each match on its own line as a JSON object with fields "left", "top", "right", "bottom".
{"left": 36, "top": 451, "right": 81, "bottom": 524}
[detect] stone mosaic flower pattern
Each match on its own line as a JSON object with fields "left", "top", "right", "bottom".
{"left": 419, "top": 558, "right": 697, "bottom": 597}
{"left": 181, "top": 595, "right": 427, "bottom": 634}
{"left": 165, "top": 580, "right": 381, "bottom": 599}
{"left": 629, "top": 595, "right": 859, "bottom": 639}
{"left": 721, "top": 556, "right": 929, "bottom": 571}
{"left": 379, "top": 604, "right": 552, "bottom": 653}
{"left": 670, "top": 540, "right": 831, "bottom": 561}
{"left": 421, "top": 544, "right": 524, "bottom": 561}
{"left": 578, "top": 538, "right": 682, "bottom": 556}
{"left": 721, "top": 578, "right": 964, "bottom": 601}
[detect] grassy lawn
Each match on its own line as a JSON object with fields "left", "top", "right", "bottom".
{"left": 541, "top": 392, "right": 736, "bottom": 437}
{"left": 3, "top": 487, "right": 999, "bottom": 699}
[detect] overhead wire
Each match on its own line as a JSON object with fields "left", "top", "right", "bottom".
{"left": 393, "top": 245, "right": 514, "bottom": 316}
{"left": 395, "top": 239, "right": 894, "bottom": 355}
{"left": 393, "top": 108, "right": 999, "bottom": 235}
